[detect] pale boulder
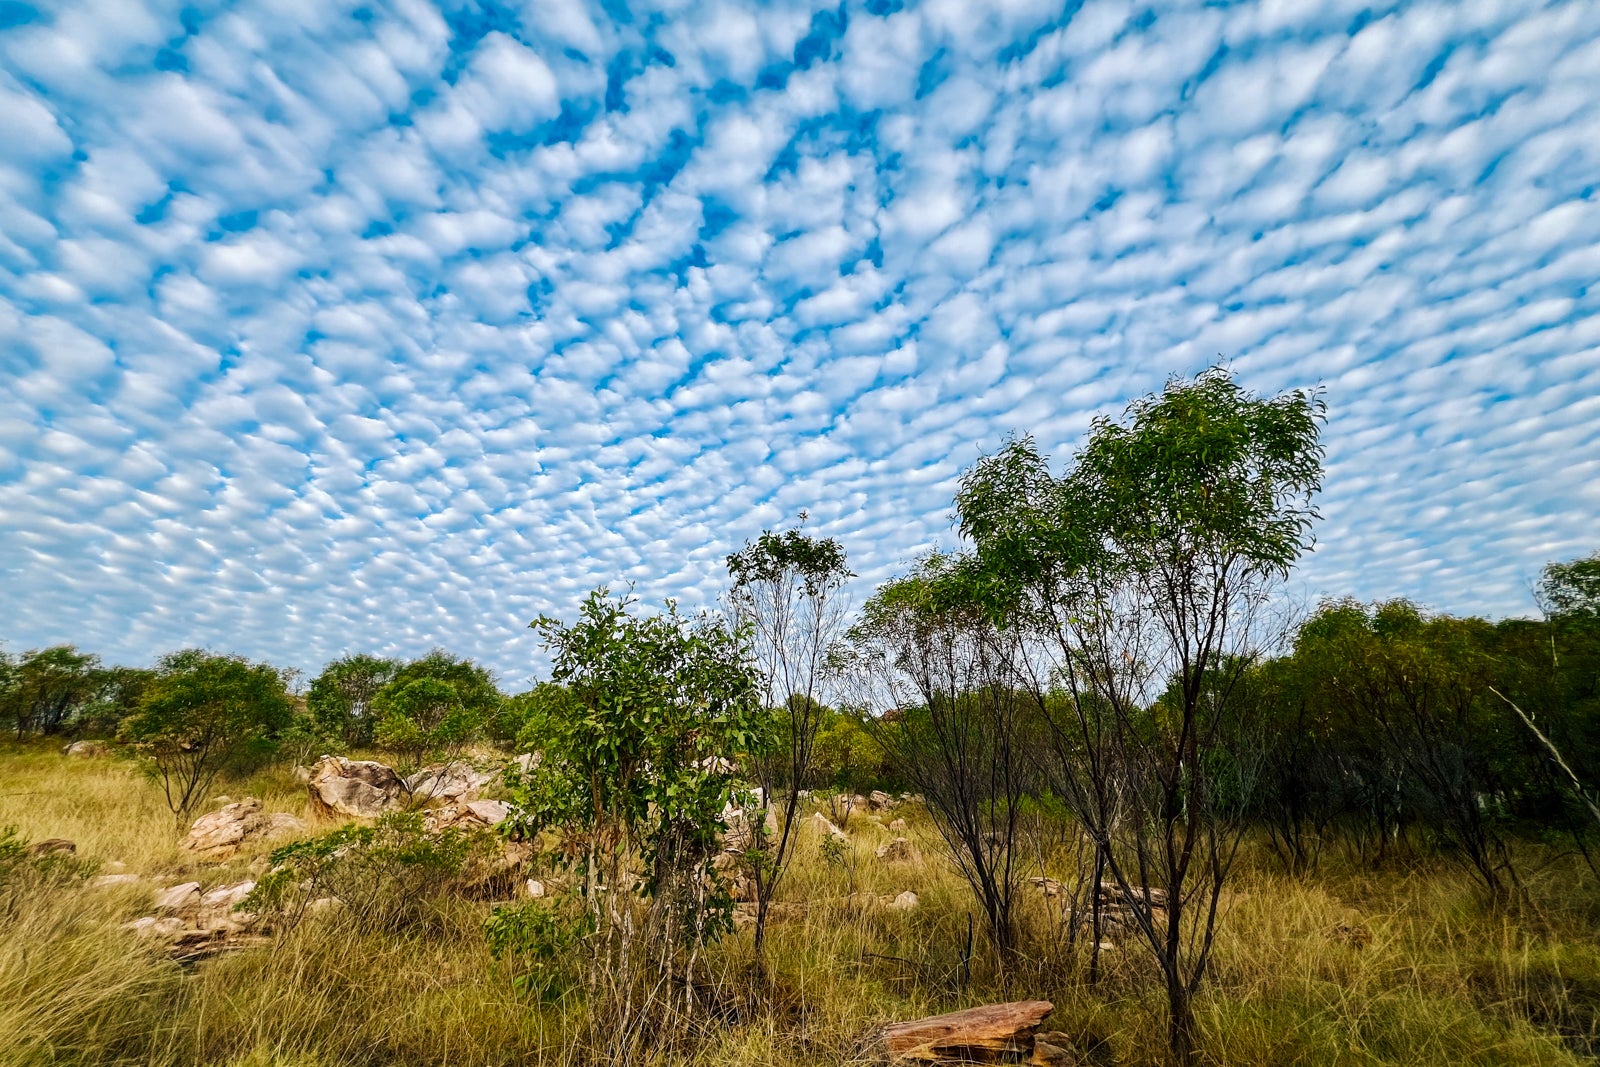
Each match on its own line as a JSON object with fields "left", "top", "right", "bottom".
{"left": 182, "top": 799, "right": 304, "bottom": 858}
{"left": 62, "top": 740, "right": 108, "bottom": 758}
{"left": 307, "top": 757, "right": 409, "bottom": 818}
{"left": 811, "top": 812, "right": 847, "bottom": 842}
{"left": 154, "top": 882, "right": 201, "bottom": 913}
{"left": 875, "top": 837, "right": 915, "bottom": 863}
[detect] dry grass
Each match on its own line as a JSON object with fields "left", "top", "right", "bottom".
{"left": 2, "top": 739, "right": 1597, "bottom": 1066}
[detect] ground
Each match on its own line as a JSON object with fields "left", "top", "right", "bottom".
{"left": 2, "top": 739, "right": 1597, "bottom": 1066}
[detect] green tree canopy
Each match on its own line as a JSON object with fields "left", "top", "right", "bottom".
{"left": 306, "top": 653, "right": 401, "bottom": 748}
{"left": 126, "top": 650, "right": 295, "bottom": 825}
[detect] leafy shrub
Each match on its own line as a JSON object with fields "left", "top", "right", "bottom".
{"left": 245, "top": 813, "right": 490, "bottom": 934}
{"left": 484, "top": 899, "right": 589, "bottom": 1000}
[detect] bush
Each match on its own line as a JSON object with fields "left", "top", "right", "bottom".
{"left": 245, "top": 813, "right": 492, "bottom": 934}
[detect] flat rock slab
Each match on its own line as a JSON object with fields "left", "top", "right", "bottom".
{"left": 882, "top": 1000, "right": 1054, "bottom": 1063}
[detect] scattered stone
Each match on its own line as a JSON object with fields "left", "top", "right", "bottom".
{"left": 875, "top": 836, "right": 914, "bottom": 863}
{"left": 62, "top": 740, "right": 108, "bottom": 758}
{"left": 811, "top": 812, "right": 847, "bottom": 842}
{"left": 889, "top": 818, "right": 908, "bottom": 832}
{"left": 869, "top": 790, "right": 896, "bottom": 812}
{"left": 525, "top": 879, "right": 546, "bottom": 899}
{"left": 200, "top": 880, "right": 255, "bottom": 911}
{"left": 464, "top": 799, "right": 511, "bottom": 825}
{"left": 512, "top": 752, "right": 541, "bottom": 774}
{"left": 880, "top": 999, "right": 1055, "bottom": 1063}
{"left": 125, "top": 916, "right": 186, "bottom": 938}
{"left": 888, "top": 890, "right": 919, "bottom": 911}
{"left": 154, "top": 882, "right": 202, "bottom": 913}
{"left": 182, "top": 799, "right": 305, "bottom": 858}
{"left": 1032, "top": 1031, "right": 1080, "bottom": 1067}
{"left": 307, "top": 757, "right": 409, "bottom": 818}
{"left": 92, "top": 873, "right": 142, "bottom": 889}
{"left": 27, "top": 838, "right": 76, "bottom": 857}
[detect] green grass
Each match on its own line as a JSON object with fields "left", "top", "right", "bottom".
{"left": 1, "top": 738, "right": 1597, "bottom": 1066}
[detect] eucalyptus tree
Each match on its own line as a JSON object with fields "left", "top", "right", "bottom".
{"left": 370, "top": 650, "right": 501, "bottom": 768}
{"left": 127, "top": 650, "right": 295, "bottom": 827}
{"left": 956, "top": 367, "right": 1325, "bottom": 1064}
{"left": 845, "top": 551, "right": 1032, "bottom": 967}
{"left": 2, "top": 645, "right": 102, "bottom": 738}
{"left": 306, "top": 654, "right": 400, "bottom": 748}
{"left": 725, "top": 524, "right": 852, "bottom": 961}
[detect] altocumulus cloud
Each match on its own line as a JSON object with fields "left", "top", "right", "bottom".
{"left": 1, "top": 0, "right": 1597, "bottom": 686}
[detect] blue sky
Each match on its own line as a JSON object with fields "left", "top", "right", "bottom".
{"left": 1, "top": 0, "right": 1597, "bottom": 688}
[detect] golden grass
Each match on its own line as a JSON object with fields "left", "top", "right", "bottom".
{"left": 2, "top": 739, "right": 1597, "bottom": 1066}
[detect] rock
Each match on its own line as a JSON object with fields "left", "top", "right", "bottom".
{"left": 512, "top": 752, "right": 541, "bottom": 774}
{"left": 200, "top": 880, "right": 256, "bottom": 911}
{"left": 292, "top": 764, "right": 313, "bottom": 783}
{"left": 881, "top": 1000, "right": 1055, "bottom": 1063}
{"left": 27, "top": 838, "right": 76, "bottom": 857}
{"left": 1031, "top": 1031, "right": 1079, "bottom": 1067}
{"left": 307, "top": 757, "right": 409, "bottom": 818}
{"left": 154, "top": 882, "right": 201, "bottom": 914}
{"left": 92, "top": 873, "right": 142, "bottom": 888}
{"left": 869, "top": 790, "right": 896, "bottom": 812}
{"left": 306, "top": 897, "right": 344, "bottom": 917}
{"left": 888, "top": 890, "right": 919, "bottom": 911}
{"left": 875, "top": 837, "right": 914, "bottom": 863}
{"left": 125, "top": 916, "right": 186, "bottom": 938}
{"left": 811, "top": 812, "right": 847, "bottom": 842}
{"left": 405, "top": 763, "right": 496, "bottom": 805}
{"left": 525, "top": 879, "right": 546, "bottom": 899}
{"left": 182, "top": 799, "right": 303, "bottom": 858}
{"left": 464, "top": 799, "right": 511, "bottom": 825}
{"left": 62, "top": 740, "right": 108, "bottom": 758}
{"left": 889, "top": 818, "right": 908, "bottom": 832}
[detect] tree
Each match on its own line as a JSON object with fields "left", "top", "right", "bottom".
{"left": 126, "top": 650, "right": 295, "bottom": 827}
{"left": 370, "top": 650, "right": 501, "bottom": 769}
{"left": 725, "top": 523, "right": 852, "bottom": 962}
{"left": 505, "top": 589, "right": 768, "bottom": 1060}
{"left": 955, "top": 367, "right": 1325, "bottom": 1064}
{"left": 2, "top": 646, "right": 102, "bottom": 738}
{"left": 306, "top": 654, "right": 400, "bottom": 748}
{"left": 1538, "top": 552, "right": 1600, "bottom": 620}
{"left": 846, "top": 552, "right": 1032, "bottom": 967}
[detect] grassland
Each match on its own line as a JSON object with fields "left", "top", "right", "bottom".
{"left": 2, "top": 739, "right": 1598, "bottom": 1067}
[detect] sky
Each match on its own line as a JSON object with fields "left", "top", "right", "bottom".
{"left": 1, "top": 0, "right": 1597, "bottom": 688}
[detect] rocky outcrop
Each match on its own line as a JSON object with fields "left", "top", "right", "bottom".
{"left": 405, "top": 763, "right": 496, "bottom": 806}
{"left": 306, "top": 757, "right": 410, "bottom": 818}
{"left": 126, "top": 879, "right": 265, "bottom": 963}
{"left": 182, "top": 799, "right": 304, "bottom": 858}
{"left": 422, "top": 798, "right": 512, "bottom": 832}
{"left": 62, "top": 740, "right": 109, "bottom": 758}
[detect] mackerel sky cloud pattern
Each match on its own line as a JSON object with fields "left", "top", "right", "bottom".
{"left": 1, "top": 0, "right": 1597, "bottom": 685}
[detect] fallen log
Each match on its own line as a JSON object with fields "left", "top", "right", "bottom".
{"left": 881, "top": 999, "right": 1055, "bottom": 1063}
